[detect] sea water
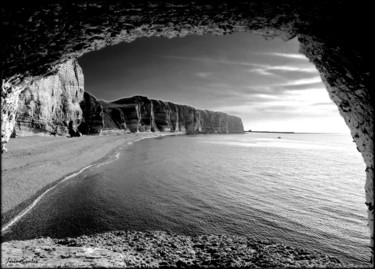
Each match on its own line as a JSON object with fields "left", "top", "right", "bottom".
{"left": 2, "top": 133, "right": 370, "bottom": 264}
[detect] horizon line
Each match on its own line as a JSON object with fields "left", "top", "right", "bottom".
{"left": 246, "top": 130, "right": 349, "bottom": 134}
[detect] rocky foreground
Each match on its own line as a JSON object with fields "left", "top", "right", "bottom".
{"left": 2, "top": 230, "right": 366, "bottom": 268}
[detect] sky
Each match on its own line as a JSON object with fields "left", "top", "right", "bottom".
{"left": 77, "top": 32, "right": 350, "bottom": 134}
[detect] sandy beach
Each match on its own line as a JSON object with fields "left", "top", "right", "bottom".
{"left": 1, "top": 132, "right": 179, "bottom": 227}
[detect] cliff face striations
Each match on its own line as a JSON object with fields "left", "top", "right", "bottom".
{"left": 11, "top": 62, "right": 244, "bottom": 137}
{"left": 14, "top": 59, "right": 84, "bottom": 137}
{"left": 82, "top": 95, "right": 244, "bottom": 135}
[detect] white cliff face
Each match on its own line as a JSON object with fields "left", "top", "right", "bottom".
{"left": 99, "top": 95, "right": 244, "bottom": 135}
{"left": 14, "top": 59, "right": 84, "bottom": 137}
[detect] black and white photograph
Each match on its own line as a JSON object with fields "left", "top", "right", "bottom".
{"left": 1, "top": 1, "right": 373, "bottom": 268}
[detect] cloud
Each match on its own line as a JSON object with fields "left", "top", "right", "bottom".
{"left": 157, "top": 54, "right": 332, "bottom": 125}
{"left": 251, "top": 93, "right": 282, "bottom": 100}
{"left": 161, "top": 55, "right": 316, "bottom": 73}
{"left": 159, "top": 55, "right": 266, "bottom": 68}
{"left": 248, "top": 64, "right": 318, "bottom": 77}
{"left": 266, "top": 52, "right": 307, "bottom": 60}
{"left": 267, "top": 65, "right": 316, "bottom": 72}
{"left": 282, "top": 82, "right": 324, "bottom": 91}
{"left": 213, "top": 87, "right": 333, "bottom": 112}
{"left": 255, "top": 77, "right": 325, "bottom": 94}
{"left": 310, "top": 102, "right": 334, "bottom": 106}
{"left": 283, "top": 76, "right": 322, "bottom": 86}
{"left": 196, "top": 72, "right": 211, "bottom": 78}
{"left": 249, "top": 68, "right": 274, "bottom": 76}
{"left": 241, "top": 77, "right": 324, "bottom": 97}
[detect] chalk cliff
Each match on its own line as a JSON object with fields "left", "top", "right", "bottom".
{"left": 14, "top": 59, "right": 84, "bottom": 137}
{"left": 81, "top": 95, "right": 244, "bottom": 135}
{"left": 12, "top": 61, "right": 244, "bottom": 137}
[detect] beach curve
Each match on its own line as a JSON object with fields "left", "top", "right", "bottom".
{"left": 1, "top": 132, "right": 181, "bottom": 231}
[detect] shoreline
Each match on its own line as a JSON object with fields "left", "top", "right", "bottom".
{"left": 1, "top": 133, "right": 370, "bottom": 268}
{"left": 1, "top": 131, "right": 182, "bottom": 231}
{"left": 2, "top": 230, "right": 365, "bottom": 268}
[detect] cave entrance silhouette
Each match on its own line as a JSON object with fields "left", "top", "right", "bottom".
{"left": 1, "top": 1, "right": 372, "bottom": 264}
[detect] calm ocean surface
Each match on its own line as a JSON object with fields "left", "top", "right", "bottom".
{"left": 3, "top": 133, "right": 370, "bottom": 264}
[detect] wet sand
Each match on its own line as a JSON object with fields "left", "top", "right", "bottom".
{"left": 1, "top": 132, "right": 179, "bottom": 227}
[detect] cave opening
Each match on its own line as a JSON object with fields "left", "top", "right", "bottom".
{"left": 74, "top": 33, "right": 369, "bottom": 264}
{"left": 77, "top": 33, "right": 352, "bottom": 134}
{"left": 1, "top": 1, "right": 372, "bottom": 266}
{"left": 3, "top": 32, "right": 370, "bottom": 264}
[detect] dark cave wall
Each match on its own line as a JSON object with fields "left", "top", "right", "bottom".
{"left": 1, "top": 0, "right": 373, "bottom": 262}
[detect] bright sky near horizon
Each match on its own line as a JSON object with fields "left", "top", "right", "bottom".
{"left": 78, "top": 32, "right": 350, "bottom": 134}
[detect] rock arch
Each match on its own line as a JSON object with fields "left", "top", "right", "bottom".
{"left": 1, "top": 0, "right": 373, "bottom": 263}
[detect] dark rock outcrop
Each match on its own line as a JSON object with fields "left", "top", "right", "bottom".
{"left": 77, "top": 92, "right": 104, "bottom": 134}
{"left": 99, "top": 103, "right": 127, "bottom": 131}
{"left": 80, "top": 94, "right": 244, "bottom": 135}
{"left": 68, "top": 121, "right": 82, "bottom": 137}
{"left": 112, "top": 96, "right": 156, "bottom": 132}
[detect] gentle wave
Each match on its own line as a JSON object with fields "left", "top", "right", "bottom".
{"left": 1, "top": 163, "right": 94, "bottom": 233}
